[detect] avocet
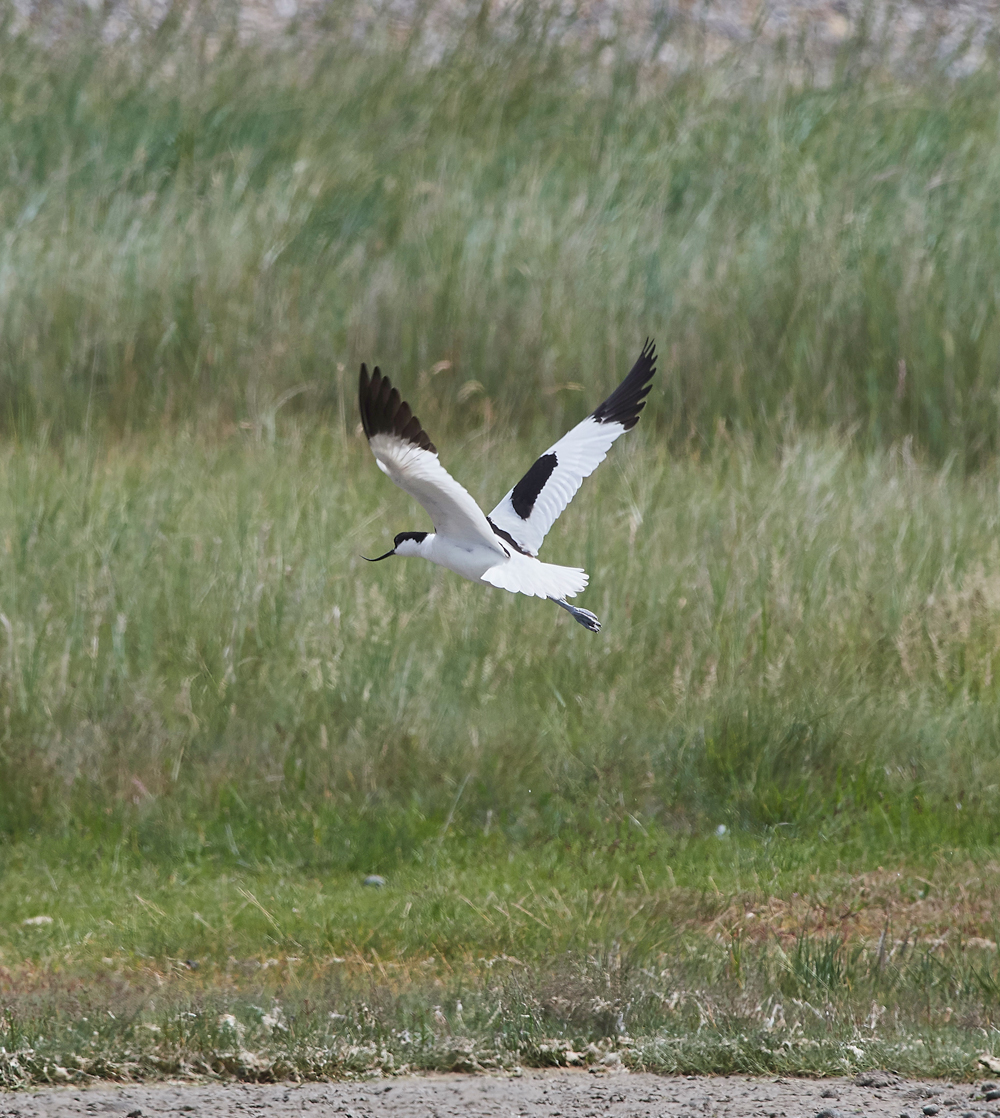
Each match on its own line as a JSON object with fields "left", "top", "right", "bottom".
{"left": 359, "top": 340, "right": 657, "bottom": 632}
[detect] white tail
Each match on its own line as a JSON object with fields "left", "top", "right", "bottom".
{"left": 481, "top": 553, "right": 589, "bottom": 599}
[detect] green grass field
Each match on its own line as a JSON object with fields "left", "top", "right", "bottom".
{"left": 2, "top": 0, "right": 1000, "bottom": 1087}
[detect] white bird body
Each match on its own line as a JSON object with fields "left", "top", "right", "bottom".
{"left": 392, "top": 532, "right": 588, "bottom": 600}
{"left": 359, "top": 341, "right": 657, "bottom": 631}
{"left": 392, "top": 533, "right": 503, "bottom": 583}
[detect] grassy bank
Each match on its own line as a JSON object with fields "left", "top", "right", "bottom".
{"left": 0, "top": 424, "right": 999, "bottom": 1079}
{"left": 1, "top": 842, "right": 1000, "bottom": 1085}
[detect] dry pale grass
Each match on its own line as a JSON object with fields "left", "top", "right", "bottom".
{"left": 701, "top": 862, "right": 1000, "bottom": 946}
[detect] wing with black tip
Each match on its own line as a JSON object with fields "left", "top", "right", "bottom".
{"left": 358, "top": 364, "right": 504, "bottom": 553}
{"left": 486, "top": 340, "right": 657, "bottom": 556}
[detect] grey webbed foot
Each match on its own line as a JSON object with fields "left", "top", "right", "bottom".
{"left": 550, "top": 597, "right": 601, "bottom": 632}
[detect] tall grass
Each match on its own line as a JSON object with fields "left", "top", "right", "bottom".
{"left": 2, "top": 2, "right": 1000, "bottom": 459}
{"left": 0, "top": 426, "right": 999, "bottom": 861}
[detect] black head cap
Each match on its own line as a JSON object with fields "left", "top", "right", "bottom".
{"left": 394, "top": 531, "right": 428, "bottom": 548}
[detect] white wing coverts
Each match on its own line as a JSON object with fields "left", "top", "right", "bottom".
{"left": 487, "top": 339, "right": 657, "bottom": 556}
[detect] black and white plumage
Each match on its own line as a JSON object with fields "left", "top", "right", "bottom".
{"left": 358, "top": 340, "right": 657, "bottom": 632}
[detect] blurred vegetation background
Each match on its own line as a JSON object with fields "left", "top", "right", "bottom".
{"left": 6, "top": 0, "right": 1000, "bottom": 461}
{"left": 1, "top": 0, "right": 1000, "bottom": 874}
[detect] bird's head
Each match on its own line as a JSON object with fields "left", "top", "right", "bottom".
{"left": 363, "top": 531, "right": 428, "bottom": 562}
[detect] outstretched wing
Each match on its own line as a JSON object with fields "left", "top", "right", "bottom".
{"left": 487, "top": 339, "right": 657, "bottom": 557}
{"left": 359, "top": 364, "right": 504, "bottom": 554}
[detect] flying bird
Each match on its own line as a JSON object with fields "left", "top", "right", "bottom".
{"left": 358, "top": 340, "right": 657, "bottom": 632}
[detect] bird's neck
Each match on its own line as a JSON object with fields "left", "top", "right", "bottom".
{"left": 397, "top": 533, "right": 436, "bottom": 559}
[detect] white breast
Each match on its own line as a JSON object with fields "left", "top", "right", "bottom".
{"left": 426, "top": 536, "right": 508, "bottom": 583}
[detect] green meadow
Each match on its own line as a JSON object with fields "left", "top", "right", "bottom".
{"left": 2, "top": 0, "right": 1000, "bottom": 1085}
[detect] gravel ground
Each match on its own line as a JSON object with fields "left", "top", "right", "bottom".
{"left": 3, "top": 1071, "right": 1000, "bottom": 1118}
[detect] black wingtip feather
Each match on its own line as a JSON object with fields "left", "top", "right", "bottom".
{"left": 358, "top": 363, "right": 437, "bottom": 453}
{"left": 590, "top": 338, "right": 657, "bottom": 430}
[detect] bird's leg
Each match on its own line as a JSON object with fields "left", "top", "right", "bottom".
{"left": 550, "top": 597, "right": 601, "bottom": 633}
